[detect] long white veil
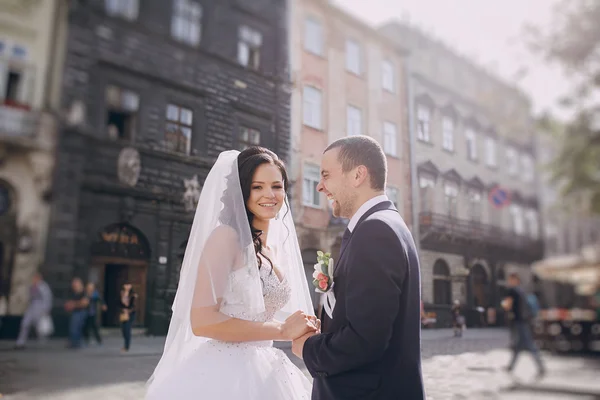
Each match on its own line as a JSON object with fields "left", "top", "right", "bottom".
{"left": 146, "top": 150, "right": 314, "bottom": 391}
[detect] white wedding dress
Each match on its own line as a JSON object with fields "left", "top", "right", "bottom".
{"left": 146, "top": 264, "right": 313, "bottom": 400}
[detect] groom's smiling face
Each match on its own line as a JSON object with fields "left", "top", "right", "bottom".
{"left": 317, "top": 148, "right": 356, "bottom": 219}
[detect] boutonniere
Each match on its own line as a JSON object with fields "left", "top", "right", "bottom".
{"left": 313, "top": 251, "right": 336, "bottom": 318}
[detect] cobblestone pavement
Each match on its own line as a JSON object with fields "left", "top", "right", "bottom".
{"left": 1, "top": 329, "right": 599, "bottom": 399}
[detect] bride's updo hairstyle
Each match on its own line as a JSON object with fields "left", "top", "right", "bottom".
{"left": 235, "top": 146, "right": 291, "bottom": 271}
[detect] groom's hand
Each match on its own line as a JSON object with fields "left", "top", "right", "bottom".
{"left": 281, "top": 311, "right": 317, "bottom": 341}
{"left": 292, "top": 331, "right": 316, "bottom": 359}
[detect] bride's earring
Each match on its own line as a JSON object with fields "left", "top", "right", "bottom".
{"left": 275, "top": 212, "right": 280, "bottom": 220}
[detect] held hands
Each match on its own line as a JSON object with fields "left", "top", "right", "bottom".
{"left": 281, "top": 310, "right": 321, "bottom": 341}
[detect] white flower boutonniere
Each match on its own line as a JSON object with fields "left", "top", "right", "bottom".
{"left": 313, "top": 251, "right": 336, "bottom": 318}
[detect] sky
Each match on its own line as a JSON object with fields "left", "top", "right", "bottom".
{"left": 333, "top": 0, "right": 570, "bottom": 119}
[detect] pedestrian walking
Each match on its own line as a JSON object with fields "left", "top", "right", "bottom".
{"left": 119, "top": 283, "right": 137, "bottom": 352}
{"left": 502, "top": 272, "right": 546, "bottom": 379}
{"left": 64, "top": 277, "right": 89, "bottom": 349}
{"left": 452, "top": 300, "right": 465, "bottom": 337}
{"left": 15, "top": 272, "right": 53, "bottom": 349}
{"left": 83, "top": 282, "right": 106, "bottom": 346}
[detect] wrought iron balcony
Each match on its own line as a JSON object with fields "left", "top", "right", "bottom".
{"left": 419, "top": 211, "right": 543, "bottom": 259}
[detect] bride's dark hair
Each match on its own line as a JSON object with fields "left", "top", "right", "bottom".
{"left": 236, "top": 146, "right": 291, "bottom": 271}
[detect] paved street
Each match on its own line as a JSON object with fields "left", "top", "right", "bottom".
{"left": 1, "top": 328, "right": 599, "bottom": 399}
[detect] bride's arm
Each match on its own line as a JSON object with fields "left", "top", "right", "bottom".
{"left": 189, "top": 226, "right": 317, "bottom": 342}
{"left": 191, "top": 308, "right": 315, "bottom": 342}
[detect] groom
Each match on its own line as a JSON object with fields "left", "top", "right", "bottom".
{"left": 292, "top": 136, "right": 424, "bottom": 399}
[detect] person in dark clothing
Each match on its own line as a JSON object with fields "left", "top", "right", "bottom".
{"left": 502, "top": 272, "right": 545, "bottom": 378}
{"left": 83, "top": 282, "right": 107, "bottom": 346}
{"left": 64, "top": 278, "right": 89, "bottom": 349}
{"left": 293, "top": 137, "right": 424, "bottom": 399}
{"left": 119, "top": 283, "right": 137, "bottom": 352}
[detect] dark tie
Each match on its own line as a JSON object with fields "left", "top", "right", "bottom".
{"left": 341, "top": 228, "right": 351, "bottom": 251}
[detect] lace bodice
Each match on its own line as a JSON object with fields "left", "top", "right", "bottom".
{"left": 223, "top": 264, "right": 291, "bottom": 323}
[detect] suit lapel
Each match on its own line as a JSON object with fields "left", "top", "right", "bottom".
{"left": 335, "top": 200, "right": 397, "bottom": 275}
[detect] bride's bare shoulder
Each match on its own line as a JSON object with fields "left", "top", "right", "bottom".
{"left": 206, "top": 225, "right": 240, "bottom": 245}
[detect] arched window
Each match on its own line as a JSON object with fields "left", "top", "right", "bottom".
{"left": 433, "top": 259, "right": 452, "bottom": 305}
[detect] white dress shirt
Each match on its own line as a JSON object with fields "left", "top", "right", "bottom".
{"left": 347, "top": 194, "right": 389, "bottom": 232}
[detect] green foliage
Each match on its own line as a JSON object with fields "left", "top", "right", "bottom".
{"left": 527, "top": 0, "right": 600, "bottom": 213}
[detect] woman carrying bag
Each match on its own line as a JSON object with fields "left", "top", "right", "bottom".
{"left": 119, "top": 283, "right": 137, "bottom": 352}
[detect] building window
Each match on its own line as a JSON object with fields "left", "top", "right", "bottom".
{"left": 303, "top": 86, "right": 322, "bottom": 129}
{"left": 417, "top": 106, "right": 431, "bottom": 142}
{"left": 506, "top": 147, "right": 518, "bottom": 176}
{"left": 442, "top": 116, "right": 454, "bottom": 151}
{"left": 433, "top": 260, "right": 452, "bottom": 305}
{"left": 304, "top": 17, "right": 323, "bottom": 56}
{"left": 105, "top": 0, "right": 139, "bottom": 20}
{"left": 386, "top": 186, "right": 399, "bottom": 209}
{"left": 382, "top": 121, "right": 397, "bottom": 156}
{"left": 303, "top": 163, "right": 321, "bottom": 208}
{"left": 521, "top": 154, "right": 534, "bottom": 182}
{"left": 165, "top": 104, "right": 193, "bottom": 154}
{"left": 485, "top": 137, "right": 497, "bottom": 167}
{"left": 347, "top": 105, "right": 362, "bottom": 136}
{"left": 345, "top": 39, "right": 361, "bottom": 75}
{"left": 509, "top": 204, "right": 524, "bottom": 235}
{"left": 382, "top": 60, "right": 394, "bottom": 92}
{"left": 106, "top": 85, "right": 139, "bottom": 141}
{"left": 238, "top": 26, "right": 262, "bottom": 70}
{"left": 419, "top": 176, "right": 435, "bottom": 212}
{"left": 171, "top": 0, "right": 202, "bottom": 46}
{"left": 444, "top": 184, "right": 458, "bottom": 217}
{"left": 525, "top": 209, "right": 539, "bottom": 238}
{"left": 0, "top": 43, "right": 32, "bottom": 106}
{"left": 468, "top": 190, "right": 482, "bottom": 221}
{"left": 238, "top": 126, "right": 261, "bottom": 150}
{"left": 11, "top": 45, "right": 26, "bottom": 59}
{"left": 465, "top": 129, "right": 477, "bottom": 160}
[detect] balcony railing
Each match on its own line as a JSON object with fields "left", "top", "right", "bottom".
{"left": 419, "top": 211, "right": 543, "bottom": 254}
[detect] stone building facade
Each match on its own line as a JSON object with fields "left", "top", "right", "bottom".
{"left": 43, "top": 0, "right": 291, "bottom": 336}
{"left": 381, "top": 22, "right": 543, "bottom": 326}
{"left": 289, "top": 0, "right": 412, "bottom": 309}
{"left": 0, "top": 0, "right": 67, "bottom": 337}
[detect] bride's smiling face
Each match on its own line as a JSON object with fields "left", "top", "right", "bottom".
{"left": 247, "top": 163, "right": 285, "bottom": 222}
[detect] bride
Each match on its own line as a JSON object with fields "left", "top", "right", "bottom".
{"left": 145, "top": 147, "right": 318, "bottom": 399}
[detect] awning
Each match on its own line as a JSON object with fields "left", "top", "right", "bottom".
{"left": 532, "top": 244, "right": 600, "bottom": 295}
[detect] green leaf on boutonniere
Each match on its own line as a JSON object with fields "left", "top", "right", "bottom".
{"left": 321, "top": 262, "right": 328, "bottom": 277}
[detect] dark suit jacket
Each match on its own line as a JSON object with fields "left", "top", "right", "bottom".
{"left": 303, "top": 201, "right": 424, "bottom": 399}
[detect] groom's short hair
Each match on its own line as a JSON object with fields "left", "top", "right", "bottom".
{"left": 324, "top": 136, "right": 387, "bottom": 191}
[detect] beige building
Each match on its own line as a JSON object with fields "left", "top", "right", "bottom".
{"left": 381, "top": 22, "right": 543, "bottom": 326}
{"left": 289, "top": 0, "right": 412, "bottom": 307}
{"left": 0, "top": 0, "right": 68, "bottom": 321}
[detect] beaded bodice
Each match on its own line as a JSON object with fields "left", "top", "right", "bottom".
{"left": 225, "top": 264, "right": 291, "bottom": 323}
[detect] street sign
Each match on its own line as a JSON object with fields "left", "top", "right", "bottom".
{"left": 489, "top": 186, "right": 511, "bottom": 209}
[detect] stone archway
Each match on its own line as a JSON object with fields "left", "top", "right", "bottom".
{"left": 89, "top": 223, "right": 151, "bottom": 327}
